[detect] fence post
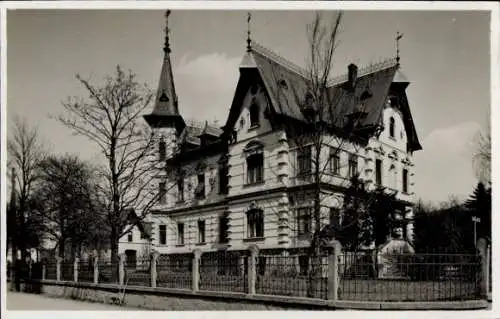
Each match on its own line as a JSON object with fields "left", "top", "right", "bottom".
{"left": 151, "top": 252, "right": 158, "bottom": 288}
{"left": 28, "top": 259, "right": 33, "bottom": 280}
{"left": 327, "top": 240, "right": 342, "bottom": 301}
{"left": 56, "top": 257, "right": 62, "bottom": 281}
{"left": 119, "top": 254, "right": 125, "bottom": 286}
{"left": 247, "top": 244, "right": 259, "bottom": 295}
{"left": 192, "top": 249, "right": 202, "bottom": 292}
{"left": 42, "top": 263, "right": 46, "bottom": 280}
{"left": 93, "top": 256, "right": 99, "bottom": 284}
{"left": 73, "top": 257, "right": 79, "bottom": 282}
{"left": 477, "top": 238, "right": 488, "bottom": 297}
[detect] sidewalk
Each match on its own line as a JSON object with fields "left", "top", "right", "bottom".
{"left": 6, "top": 292, "right": 138, "bottom": 310}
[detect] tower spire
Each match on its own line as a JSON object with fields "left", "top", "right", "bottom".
{"left": 247, "top": 12, "right": 252, "bottom": 52}
{"left": 396, "top": 31, "right": 403, "bottom": 65}
{"left": 164, "top": 10, "right": 171, "bottom": 53}
{"left": 144, "top": 9, "right": 185, "bottom": 132}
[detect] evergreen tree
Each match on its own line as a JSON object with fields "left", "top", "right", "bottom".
{"left": 464, "top": 182, "right": 491, "bottom": 240}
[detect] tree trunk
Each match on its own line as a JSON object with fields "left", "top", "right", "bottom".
{"left": 307, "top": 141, "right": 323, "bottom": 298}
{"left": 110, "top": 226, "right": 119, "bottom": 282}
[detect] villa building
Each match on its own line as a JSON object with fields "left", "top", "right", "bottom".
{"left": 119, "top": 13, "right": 422, "bottom": 262}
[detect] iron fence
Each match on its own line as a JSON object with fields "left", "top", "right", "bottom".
{"left": 125, "top": 256, "right": 152, "bottom": 287}
{"left": 60, "top": 261, "right": 74, "bottom": 281}
{"left": 255, "top": 254, "right": 329, "bottom": 299}
{"left": 98, "top": 260, "right": 119, "bottom": 284}
{"left": 45, "top": 260, "right": 57, "bottom": 280}
{"left": 338, "top": 252, "right": 482, "bottom": 301}
{"left": 78, "top": 259, "right": 94, "bottom": 283}
{"left": 199, "top": 251, "right": 248, "bottom": 293}
{"left": 156, "top": 253, "right": 192, "bottom": 289}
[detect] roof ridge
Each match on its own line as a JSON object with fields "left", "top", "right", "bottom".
{"left": 252, "top": 42, "right": 309, "bottom": 78}
{"left": 327, "top": 58, "right": 398, "bottom": 87}
{"left": 251, "top": 42, "right": 398, "bottom": 87}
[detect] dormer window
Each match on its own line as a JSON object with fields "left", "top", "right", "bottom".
{"left": 249, "top": 103, "right": 260, "bottom": 128}
{"left": 389, "top": 117, "right": 395, "bottom": 138}
{"left": 195, "top": 173, "right": 205, "bottom": 199}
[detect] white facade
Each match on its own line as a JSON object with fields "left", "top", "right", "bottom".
{"left": 120, "top": 27, "right": 421, "bottom": 256}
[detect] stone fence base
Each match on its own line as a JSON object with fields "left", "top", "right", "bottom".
{"left": 14, "top": 280, "right": 489, "bottom": 311}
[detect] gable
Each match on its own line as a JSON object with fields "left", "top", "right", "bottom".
{"left": 224, "top": 43, "right": 421, "bottom": 152}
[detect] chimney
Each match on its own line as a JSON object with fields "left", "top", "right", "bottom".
{"left": 347, "top": 63, "right": 358, "bottom": 91}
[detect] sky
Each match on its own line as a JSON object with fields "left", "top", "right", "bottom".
{"left": 6, "top": 9, "right": 491, "bottom": 204}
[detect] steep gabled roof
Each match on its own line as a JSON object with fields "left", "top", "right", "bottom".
{"left": 224, "top": 42, "right": 422, "bottom": 151}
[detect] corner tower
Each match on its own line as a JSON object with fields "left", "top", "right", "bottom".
{"left": 144, "top": 10, "right": 185, "bottom": 158}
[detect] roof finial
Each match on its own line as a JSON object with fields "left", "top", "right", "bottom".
{"left": 164, "top": 10, "right": 172, "bottom": 53}
{"left": 396, "top": 31, "right": 403, "bottom": 64}
{"left": 247, "top": 12, "right": 252, "bottom": 52}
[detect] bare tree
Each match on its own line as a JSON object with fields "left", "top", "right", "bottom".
{"left": 56, "top": 66, "right": 173, "bottom": 275}
{"left": 7, "top": 116, "right": 47, "bottom": 290}
{"left": 262, "top": 12, "right": 403, "bottom": 296}
{"left": 473, "top": 124, "right": 490, "bottom": 186}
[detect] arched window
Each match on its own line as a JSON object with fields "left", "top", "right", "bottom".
{"left": 389, "top": 116, "right": 395, "bottom": 138}
{"left": 249, "top": 103, "right": 260, "bottom": 128}
{"left": 245, "top": 141, "right": 264, "bottom": 184}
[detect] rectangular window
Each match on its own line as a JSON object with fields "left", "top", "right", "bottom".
{"left": 177, "top": 178, "right": 184, "bottom": 202}
{"left": 218, "top": 164, "right": 229, "bottom": 195}
{"left": 247, "top": 209, "right": 264, "bottom": 238}
{"left": 159, "top": 139, "right": 166, "bottom": 161}
{"left": 127, "top": 232, "right": 133, "bottom": 242}
{"left": 177, "top": 223, "right": 184, "bottom": 245}
{"left": 159, "top": 182, "right": 166, "bottom": 204}
{"left": 403, "top": 169, "right": 409, "bottom": 193}
{"left": 375, "top": 159, "right": 382, "bottom": 185}
{"left": 330, "top": 149, "right": 340, "bottom": 175}
{"left": 247, "top": 154, "right": 264, "bottom": 184}
{"left": 219, "top": 213, "right": 229, "bottom": 244}
{"left": 159, "top": 225, "right": 167, "bottom": 245}
{"left": 348, "top": 154, "right": 358, "bottom": 178}
{"left": 195, "top": 173, "right": 205, "bottom": 199}
{"left": 329, "top": 207, "right": 339, "bottom": 227}
{"left": 297, "top": 146, "right": 312, "bottom": 180}
{"left": 297, "top": 207, "right": 312, "bottom": 236}
{"left": 198, "top": 220, "right": 206, "bottom": 243}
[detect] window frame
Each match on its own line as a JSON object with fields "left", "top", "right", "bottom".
{"left": 159, "top": 224, "right": 167, "bottom": 246}
{"left": 297, "top": 207, "right": 312, "bottom": 236}
{"left": 246, "top": 209, "right": 264, "bottom": 238}
{"left": 297, "top": 146, "right": 312, "bottom": 180}
{"left": 159, "top": 182, "right": 167, "bottom": 204}
{"left": 195, "top": 172, "right": 206, "bottom": 199}
{"left": 127, "top": 232, "right": 133, "bottom": 242}
{"left": 218, "top": 162, "right": 229, "bottom": 195}
{"left": 348, "top": 154, "right": 358, "bottom": 178}
{"left": 330, "top": 148, "right": 340, "bottom": 175}
{"left": 375, "top": 158, "right": 382, "bottom": 185}
{"left": 249, "top": 103, "right": 260, "bottom": 128}
{"left": 177, "top": 223, "right": 185, "bottom": 246}
{"left": 197, "top": 220, "right": 206, "bottom": 244}
{"left": 389, "top": 116, "right": 396, "bottom": 139}
{"left": 177, "top": 177, "right": 184, "bottom": 202}
{"left": 219, "top": 212, "right": 230, "bottom": 244}
{"left": 402, "top": 168, "right": 409, "bottom": 193}
{"left": 159, "top": 138, "right": 166, "bottom": 161}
